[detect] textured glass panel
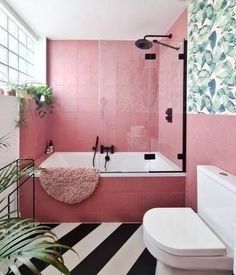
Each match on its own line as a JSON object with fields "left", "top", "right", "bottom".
{"left": 19, "top": 72, "right": 27, "bottom": 84}
{"left": 9, "top": 68, "right": 18, "bottom": 84}
{"left": 0, "top": 45, "right": 8, "bottom": 64}
{"left": 19, "top": 58, "right": 26, "bottom": 73}
{"left": 9, "top": 35, "right": 18, "bottom": 53}
{"left": 0, "top": 63, "right": 8, "bottom": 81}
{"left": 0, "top": 10, "right": 7, "bottom": 30}
{"left": 9, "top": 51, "right": 18, "bottom": 69}
{"left": 27, "top": 37, "right": 34, "bottom": 52}
{"left": 8, "top": 19, "right": 18, "bottom": 38}
{"left": 27, "top": 75, "right": 33, "bottom": 82}
{"left": 0, "top": 81, "right": 8, "bottom": 91}
{"left": 0, "top": 27, "right": 7, "bottom": 47}
{"left": 19, "top": 29, "right": 26, "bottom": 45}
{"left": 27, "top": 49, "right": 34, "bottom": 64}
{"left": 19, "top": 43, "right": 26, "bottom": 59}
{"left": 27, "top": 63, "right": 34, "bottom": 77}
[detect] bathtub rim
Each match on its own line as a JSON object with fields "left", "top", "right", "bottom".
{"left": 37, "top": 152, "right": 186, "bottom": 177}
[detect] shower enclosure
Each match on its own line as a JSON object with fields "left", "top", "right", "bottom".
{"left": 96, "top": 39, "right": 187, "bottom": 173}
{"left": 47, "top": 37, "right": 187, "bottom": 174}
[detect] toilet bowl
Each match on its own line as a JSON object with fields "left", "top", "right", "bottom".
{"left": 143, "top": 166, "right": 236, "bottom": 275}
{"left": 143, "top": 208, "right": 233, "bottom": 275}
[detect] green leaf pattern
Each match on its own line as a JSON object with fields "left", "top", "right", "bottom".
{"left": 188, "top": 0, "right": 236, "bottom": 114}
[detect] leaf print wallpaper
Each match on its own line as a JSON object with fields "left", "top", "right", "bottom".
{"left": 188, "top": 0, "right": 236, "bottom": 114}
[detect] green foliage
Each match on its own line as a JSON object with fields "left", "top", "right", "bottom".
{"left": 0, "top": 149, "right": 75, "bottom": 274}
{"left": 0, "top": 135, "right": 10, "bottom": 149}
{"left": 13, "top": 83, "right": 54, "bottom": 119}
{"left": 188, "top": 0, "right": 236, "bottom": 115}
{"left": 0, "top": 220, "right": 71, "bottom": 275}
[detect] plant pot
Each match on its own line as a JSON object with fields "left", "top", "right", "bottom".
{"left": 7, "top": 89, "right": 16, "bottom": 96}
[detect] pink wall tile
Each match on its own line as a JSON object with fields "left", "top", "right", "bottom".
{"left": 48, "top": 39, "right": 160, "bottom": 152}
{"left": 20, "top": 176, "right": 185, "bottom": 222}
{"left": 186, "top": 114, "right": 236, "bottom": 210}
{"left": 20, "top": 100, "right": 50, "bottom": 159}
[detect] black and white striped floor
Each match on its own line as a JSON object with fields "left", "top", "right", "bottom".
{"left": 18, "top": 223, "right": 157, "bottom": 275}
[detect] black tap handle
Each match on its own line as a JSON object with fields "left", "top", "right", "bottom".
{"left": 100, "top": 145, "right": 104, "bottom": 154}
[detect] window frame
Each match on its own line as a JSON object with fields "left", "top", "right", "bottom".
{"left": 0, "top": 8, "right": 35, "bottom": 88}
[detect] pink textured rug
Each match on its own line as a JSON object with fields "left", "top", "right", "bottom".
{"left": 39, "top": 168, "right": 100, "bottom": 204}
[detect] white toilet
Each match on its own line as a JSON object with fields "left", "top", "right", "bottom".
{"left": 143, "top": 165, "right": 236, "bottom": 275}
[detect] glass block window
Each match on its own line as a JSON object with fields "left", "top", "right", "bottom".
{"left": 0, "top": 8, "right": 34, "bottom": 89}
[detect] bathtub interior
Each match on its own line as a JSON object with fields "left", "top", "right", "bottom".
{"left": 40, "top": 152, "right": 182, "bottom": 173}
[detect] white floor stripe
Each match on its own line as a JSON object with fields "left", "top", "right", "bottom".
{"left": 97, "top": 225, "right": 145, "bottom": 275}
{"left": 42, "top": 223, "right": 121, "bottom": 275}
{"left": 50, "top": 223, "right": 80, "bottom": 239}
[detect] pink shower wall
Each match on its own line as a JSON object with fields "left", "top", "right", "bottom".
{"left": 158, "top": 10, "right": 187, "bottom": 166}
{"left": 99, "top": 41, "right": 159, "bottom": 152}
{"left": 47, "top": 40, "right": 100, "bottom": 151}
{"left": 186, "top": 114, "right": 236, "bottom": 210}
{"left": 47, "top": 40, "right": 159, "bottom": 152}
{"left": 20, "top": 101, "right": 50, "bottom": 159}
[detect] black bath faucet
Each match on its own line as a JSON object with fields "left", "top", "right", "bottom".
{"left": 100, "top": 145, "right": 114, "bottom": 154}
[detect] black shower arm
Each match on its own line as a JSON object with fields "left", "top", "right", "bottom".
{"left": 144, "top": 34, "right": 172, "bottom": 40}
{"left": 153, "top": 40, "right": 180, "bottom": 51}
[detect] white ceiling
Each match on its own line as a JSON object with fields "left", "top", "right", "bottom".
{"left": 4, "top": 0, "right": 188, "bottom": 40}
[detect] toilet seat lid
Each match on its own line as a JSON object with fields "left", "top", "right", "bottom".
{"left": 143, "top": 208, "right": 226, "bottom": 257}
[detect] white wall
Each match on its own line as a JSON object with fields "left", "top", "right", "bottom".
{"left": 0, "top": 96, "right": 19, "bottom": 167}
{"left": 0, "top": 96, "right": 19, "bottom": 222}
{"left": 34, "top": 37, "right": 47, "bottom": 84}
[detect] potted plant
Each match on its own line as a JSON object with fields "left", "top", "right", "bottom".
{"left": 15, "top": 83, "right": 54, "bottom": 116}
{"left": 11, "top": 82, "right": 55, "bottom": 127}
{"left": 0, "top": 88, "right": 4, "bottom": 96}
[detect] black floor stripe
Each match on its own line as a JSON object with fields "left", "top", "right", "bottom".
{"left": 40, "top": 223, "right": 59, "bottom": 229}
{"left": 16, "top": 223, "right": 100, "bottom": 275}
{"left": 127, "top": 248, "right": 157, "bottom": 275}
{"left": 71, "top": 223, "right": 141, "bottom": 275}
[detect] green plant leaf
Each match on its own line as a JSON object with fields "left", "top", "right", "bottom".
{"left": 208, "top": 79, "right": 216, "bottom": 97}
{"left": 213, "top": 95, "right": 225, "bottom": 113}
{"left": 215, "top": 0, "right": 227, "bottom": 10}
{"left": 209, "top": 31, "right": 217, "bottom": 50}
{"left": 206, "top": 4, "right": 214, "bottom": 19}
{"left": 205, "top": 51, "right": 213, "bottom": 65}
{"left": 198, "top": 69, "right": 210, "bottom": 78}
{"left": 220, "top": 53, "right": 226, "bottom": 61}
{"left": 199, "top": 25, "right": 209, "bottom": 36}
{"left": 204, "top": 95, "right": 212, "bottom": 112}
{"left": 0, "top": 219, "right": 75, "bottom": 275}
{"left": 226, "top": 101, "right": 236, "bottom": 113}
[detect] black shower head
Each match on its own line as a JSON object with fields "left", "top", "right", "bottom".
{"left": 135, "top": 38, "right": 153, "bottom": 50}
{"left": 135, "top": 34, "right": 180, "bottom": 51}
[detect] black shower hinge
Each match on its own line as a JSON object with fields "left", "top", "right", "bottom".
{"left": 177, "top": 153, "right": 184, "bottom": 160}
{"left": 178, "top": 53, "right": 185, "bottom": 60}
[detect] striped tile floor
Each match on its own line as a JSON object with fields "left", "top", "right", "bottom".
{"left": 18, "top": 223, "right": 157, "bottom": 275}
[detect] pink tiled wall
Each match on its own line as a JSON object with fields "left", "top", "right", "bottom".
{"left": 20, "top": 100, "right": 50, "bottom": 159}
{"left": 47, "top": 40, "right": 159, "bottom": 152}
{"left": 158, "top": 10, "right": 187, "bottom": 166}
{"left": 20, "top": 176, "right": 185, "bottom": 222}
{"left": 186, "top": 114, "right": 236, "bottom": 210}
{"left": 99, "top": 41, "right": 159, "bottom": 152}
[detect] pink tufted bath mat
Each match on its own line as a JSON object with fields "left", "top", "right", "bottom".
{"left": 39, "top": 168, "right": 100, "bottom": 204}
